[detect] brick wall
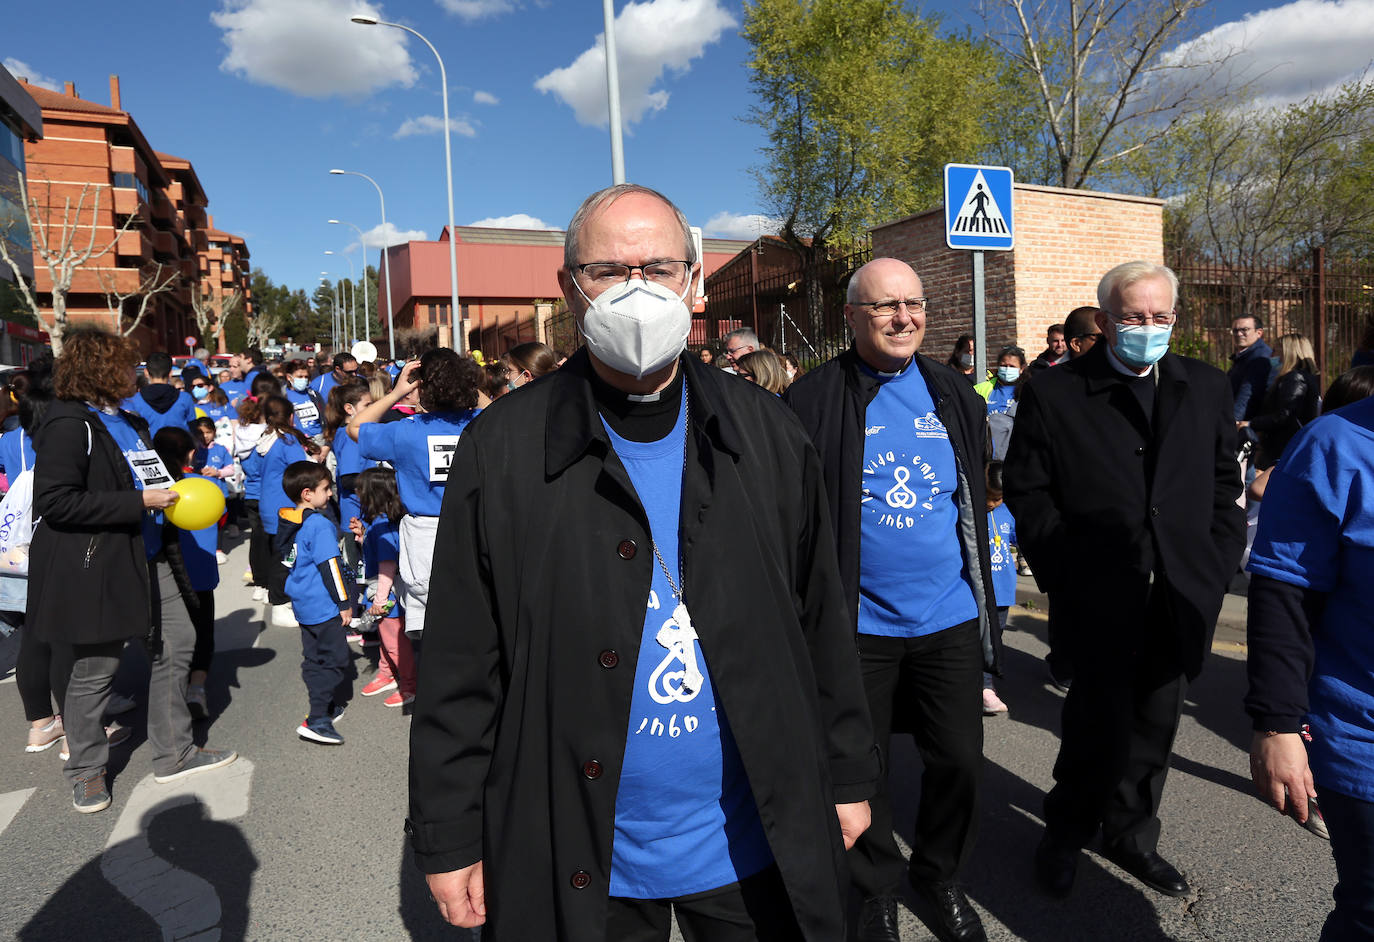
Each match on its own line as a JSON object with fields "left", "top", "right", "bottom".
{"left": 872, "top": 183, "right": 1163, "bottom": 365}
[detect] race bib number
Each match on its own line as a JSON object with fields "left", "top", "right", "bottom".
{"left": 127, "top": 449, "right": 174, "bottom": 489}
{"left": 294, "top": 400, "right": 320, "bottom": 427}
{"left": 427, "top": 435, "right": 460, "bottom": 483}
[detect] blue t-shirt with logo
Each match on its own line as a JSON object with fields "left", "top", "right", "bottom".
{"left": 987, "top": 502, "right": 1017, "bottom": 608}
{"left": 219, "top": 378, "right": 249, "bottom": 407}
{"left": 311, "top": 371, "right": 339, "bottom": 402}
{"left": 356, "top": 411, "right": 478, "bottom": 517}
{"left": 602, "top": 392, "right": 772, "bottom": 899}
{"left": 285, "top": 510, "right": 347, "bottom": 625}
{"left": 1247, "top": 395, "right": 1374, "bottom": 802}
{"left": 195, "top": 442, "right": 234, "bottom": 496}
{"left": 986, "top": 383, "right": 1016, "bottom": 415}
{"left": 91, "top": 408, "right": 172, "bottom": 559}
{"left": 285, "top": 387, "right": 324, "bottom": 437}
{"left": 858, "top": 362, "right": 978, "bottom": 637}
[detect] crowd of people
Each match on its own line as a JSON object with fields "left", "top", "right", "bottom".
{"left": 3, "top": 180, "right": 1371, "bottom": 942}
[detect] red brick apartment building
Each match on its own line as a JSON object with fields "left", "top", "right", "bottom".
{"left": 379, "top": 226, "right": 751, "bottom": 355}
{"left": 14, "top": 75, "right": 251, "bottom": 354}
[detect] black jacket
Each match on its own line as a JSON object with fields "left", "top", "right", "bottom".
{"left": 1004, "top": 345, "right": 1247, "bottom": 678}
{"left": 782, "top": 348, "right": 1001, "bottom": 673}
{"left": 407, "top": 350, "right": 879, "bottom": 941}
{"left": 1228, "top": 339, "right": 1273, "bottom": 423}
{"left": 1250, "top": 368, "right": 1320, "bottom": 468}
{"left": 28, "top": 399, "right": 151, "bottom": 645}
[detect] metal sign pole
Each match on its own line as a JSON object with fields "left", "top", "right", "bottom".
{"left": 972, "top": 251, "right": 987, "bottom": 380}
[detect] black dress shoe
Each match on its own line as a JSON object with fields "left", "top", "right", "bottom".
{"left": 1102, "top": 847, "right": 1190, "bottom": 897}
{"left": 909, "top": 879, "right": 986, "bottom": 942}
{"left": 1034, "top": 833, "right": 1079, "bottom": 898}
{"left": 856, "top": 895, "right": 900, "bottom": 942}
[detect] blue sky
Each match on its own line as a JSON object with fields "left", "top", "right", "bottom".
{"left": 6, "top": 0, "right": 1372, "bottom": 293}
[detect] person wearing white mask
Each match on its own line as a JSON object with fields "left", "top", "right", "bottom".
{"left": 409, "top": 183, "right": 878, "bottom": 941}
{"left": 283, "top": 359, "right": 330, "bottom": 460}
{"left": 1004, "top": 261, "right": 1245, "bottom": 907}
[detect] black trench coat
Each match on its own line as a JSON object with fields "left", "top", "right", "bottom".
{"left": 1003, "top": 345, "right": 1247, "bottom": 679}
{"left": 408, "top": 350, "right": 880, "bottom": 941}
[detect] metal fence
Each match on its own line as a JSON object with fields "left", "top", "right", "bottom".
{"left": 703, "top": 239, "right": 872, "bottom": 368}
{"left": 1172, "top": 247, "right": 1374, "bottom": 389}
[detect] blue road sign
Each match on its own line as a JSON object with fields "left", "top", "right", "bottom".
{"left": 945, "top": 164, "right": 1015, "bottom": 251}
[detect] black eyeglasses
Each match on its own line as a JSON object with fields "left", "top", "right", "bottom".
{"left": 852, "top": 298, "right": 929, "bottom": 317}
{"left": 574, "top": 261, "right": 692, "bottom": 289}
{"left": 191, "top": 383, "right": 208, "bottom": 389}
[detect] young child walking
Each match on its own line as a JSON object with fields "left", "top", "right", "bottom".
{"left": 193, "top": 417, "right": 234, "bottom": 564}
{"left": 276, "top": 461, "right": 353, "bottom": 745}
{"left": 985, "top": 460, "right": 1016, "bottom": 715}
{"left": 351, "top": 468, "right": 415, "bottom": 708}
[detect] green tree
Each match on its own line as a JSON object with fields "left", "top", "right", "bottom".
{"left": 743, "top": 0, "right": 1001, "bottom": 335}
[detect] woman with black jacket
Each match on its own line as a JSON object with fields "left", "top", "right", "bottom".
{"left": 27, "top": 328, "right": 236, "bottom": 814}
{"left": 1245, "top": 333, "right": 1321, "bottom": 469}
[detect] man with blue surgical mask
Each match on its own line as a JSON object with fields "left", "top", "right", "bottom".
{"left": 409, "top": 183, "right": 878, "bottom": 942}
{"left": 1004, "top": 261, "right": 1246, "bottom": 908}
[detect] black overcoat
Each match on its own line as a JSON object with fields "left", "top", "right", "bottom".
{"left": 1003, "top": 345, "right": 1246, "bottom": 679}
{"left": 407, "top": 350, "right": 880, "bottom": 941}
{"left": 28, "top": 399, "right": 151, "bottom": 645}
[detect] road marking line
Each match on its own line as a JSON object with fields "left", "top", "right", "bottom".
{"left": 102, "top": 759, "right": 254, "bottom": 941}
{"left": 0, "top": 787, "right": 36, "bottom": 838}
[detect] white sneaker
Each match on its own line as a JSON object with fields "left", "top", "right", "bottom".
{"left": 216, "top": 550, "right": 229, "bottom": 565}
{"left": 252, "top": 586, "right": 268, "bottom": 602}
{"left": 271, "top": 605, "right": 299, "bottom": 628}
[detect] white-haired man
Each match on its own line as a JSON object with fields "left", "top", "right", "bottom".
{"left": 1005, "top": 261, "right": 1245, "bottom": 902}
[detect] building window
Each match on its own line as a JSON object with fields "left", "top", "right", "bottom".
{"left": 0, "top": 195, "right": 30, "bottom": 252}
{"left": 0, "top": 124, "right": 24, "bottom": 172}
{"left": 111, "top": 172, "right": 149, "bottom": 204}
{"left": 432, "top": 302, "right": 451, "bottom": 325}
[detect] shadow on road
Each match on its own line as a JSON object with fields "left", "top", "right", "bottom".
{"left": 398, "top": 842, "right": 481, "bottom": 940}
{"left": 19, "top": 797, "right": 258, "bottom": 941}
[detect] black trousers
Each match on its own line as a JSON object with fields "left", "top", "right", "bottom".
{"left": 605, "top": 864, "right": 801, "bottom": 942}
{"left": 299, "top": 618, "right": 352, "bottom": 721}
{"left": 1044, "top": 588, "right": 1188, "bottom": 854}
{"left": 189, "top": 589, "right": 215, "bottom": 675}
{"left": 849, "top": 619, "right": 983, "bottom": 895}
{"left": 1045, "top": 591, "right": 1072, "bottom": 681}
{"left": 16, "top": 622, "right": 72, "bottom": 721}
{"left": 245, "top": 499, "right": 271, "bottom": 588}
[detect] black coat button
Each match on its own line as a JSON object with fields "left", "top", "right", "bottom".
{"left": 598, "top": 650, "right": 619, "bottom": 669}
{"left": 582, "top": 759, "right": 603, "bottom": 780}
{"left": 1151, "top": 506, "right": 1160, "bottom": 517}
{"left": 617, "top": 540, "right": 637, "bottom": 560}
{"left": 571, "top": 870, "right": 591, "bottom": 889}
{"left": 1135, "top": 446, "right": 1146, "bottom": 456}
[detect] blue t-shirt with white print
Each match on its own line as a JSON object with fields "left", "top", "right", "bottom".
{"left": 602, "top": 389, "right": 772, "bottom": 900}
{"left": 858, "top": 362, "right": 978, "bottom": 637}
{"left": 91, "top": 407, "right": 172, "bottom": 559}
{"left": 987, "top": 502, "right": 1017, "bottom": 608}
{"left": 285, "top": 510, "right": 347, "bottom": 626}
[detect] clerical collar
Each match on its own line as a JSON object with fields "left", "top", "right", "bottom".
{"left": 857, "top": 355, "right": 913, "bottom": 379}
{"left": 1105, "top": 344, "right": 1154, "bottom": 379}
{"left": 591, "top": 364, "right": 685, "bottom": 443}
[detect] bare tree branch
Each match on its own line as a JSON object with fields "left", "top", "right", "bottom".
{"left": 98, "top": 262, "right": 184, "bottom": 338}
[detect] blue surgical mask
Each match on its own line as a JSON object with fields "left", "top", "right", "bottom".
{"left": 1113, "top": 324, "right": 1173, "bottom": 369}
{"left": 291, "top": 377, "right": 309, "bottom": 392}
{"left": 996, "top": 366, "right": 1020, "bottom": 384}
{"left": 191, "top": 386, "right": 210, "bottom": 400}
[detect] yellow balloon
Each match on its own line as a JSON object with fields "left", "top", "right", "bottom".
{"left": 166, "top": 476, "right": 226, "bottom": 531}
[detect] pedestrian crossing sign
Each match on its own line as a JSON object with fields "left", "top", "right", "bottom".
{"left": 944, "top": 164, "right": 1015, "bottom": 251}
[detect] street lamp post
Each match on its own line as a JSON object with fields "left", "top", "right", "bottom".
{"left": 330, "top": 219, "right": 372, "bottom": 344}
{"left": 325, "top": 249, "right": 358, "bottom": 347}
{"left": 330, "top": 169, "right": 396, "bottom": 358}
{"left": 350, "top": 15, "right": 464, "bottom": 353}
{"left": 321, "top": 272, "right": 337, "bottom": 352}
{"left": 602, "top": 0, "right": 625, "bottom": 183}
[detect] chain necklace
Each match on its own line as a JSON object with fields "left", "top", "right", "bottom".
{"left": 647, "top": 383, "right": 689, "bottom": 602}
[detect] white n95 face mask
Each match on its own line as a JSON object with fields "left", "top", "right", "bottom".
{"left": 574, "top": 277, "right": 691, "bottom": 379}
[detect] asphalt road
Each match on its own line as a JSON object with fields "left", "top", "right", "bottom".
{"left": 0, "top": 537, "right": 1337, "bottom": 941}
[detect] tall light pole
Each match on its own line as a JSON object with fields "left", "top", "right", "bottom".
{"left": 330, "top": 168, "right": 396, "bottom": 358}
{"left": 325, "top": 249, "right": 357, "bottom": 346}
{"left": 330, "top": 219, "right": 372, "bottom": 343}
{"left": 350, "top": 15, "right": 464, "bottom": 353}
{"left": 602, "top": 0, "right": 625, "bottom": 183}
{"left": 321, "top": 272, "right": 338, "bottom": 352}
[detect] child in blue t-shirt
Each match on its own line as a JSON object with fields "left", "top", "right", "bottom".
{"left": 193, "top": 418, "right": 234, "bottom": 561}
{"left": 276, "top": 461, "right": 353, "bottom": 746}
{"left": 985, "top": 460, "right": 1017, "bottom": 716}
{"left": 350, "top": 468, "right": 414, "bottom": 708}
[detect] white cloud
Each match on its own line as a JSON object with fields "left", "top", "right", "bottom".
{"left": 436, "top": 0, "right": 518, "bottom": 20}
{"left": 703, "top": 211, "right": 780, "bottom": 240}
{"left": 473, "top": 90, "right": 499, "bottom": 105}
{"left": 466, "top": 213, "right": 557, "bottom": 229}
{"left": 394, "top": 114, "right": 478, "bottom": 138}
{"left": 350, "top": 222, "right": 429, "bottom": 251}
{"left": 1164, "top": 0, "right": 1374, "bottom": 107}
{"left": 534, "top": 0, "right": 736, "bottom": 128}
{"left": 3, "top": 58, "right": 60, "bottom": 92}
{"left": 212, "top": 0, "right": 417, "bottom": 98}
